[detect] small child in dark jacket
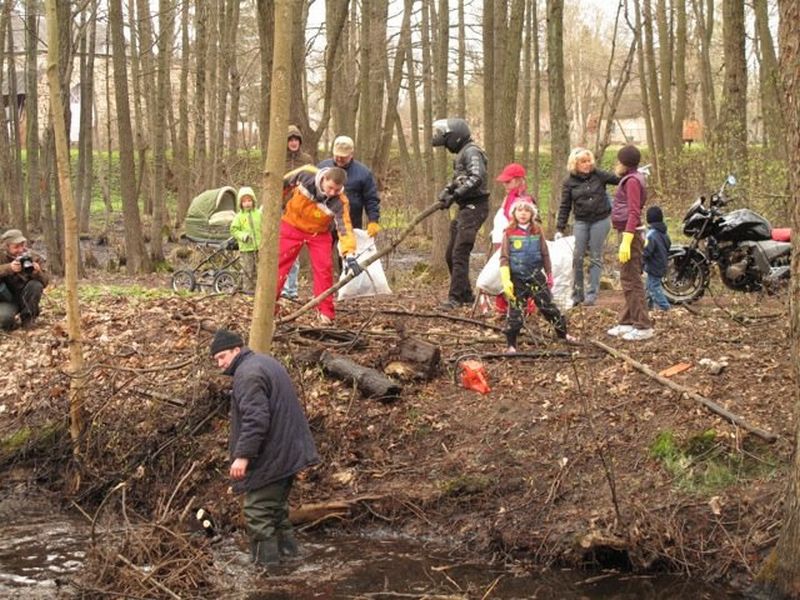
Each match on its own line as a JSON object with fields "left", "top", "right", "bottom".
{"left": 643, "top": 206, "right": 671, "bottom": 311}
{"left": 499, "top": 196, "right": 576, "bottom": 353}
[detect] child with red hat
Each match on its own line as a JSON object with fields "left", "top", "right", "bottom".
{"left": 490, "top": 163, "right": 535, "bottom": 316}
{"left": 499, "top": 196, "right": 576, "bottom": 352}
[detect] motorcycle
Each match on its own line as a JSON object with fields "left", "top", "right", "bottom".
{"left": 662, "top": 175, "right": 792, "bottom": 304}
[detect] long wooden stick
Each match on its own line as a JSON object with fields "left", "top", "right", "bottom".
{"left": 590, "top": 339, "right": 777, "bottom": 442}
{"left": 278, "top": 202, "right": 443, "bottom": 324}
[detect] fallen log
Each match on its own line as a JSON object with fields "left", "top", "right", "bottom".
{"left": 320, "top": 350, "right": 402, "bottom": 401}
{"left": 290, "top": 495, "right": 384, "bottom": 527}
{"left": 591, "top": 339, "right": 777, "bottom": 442}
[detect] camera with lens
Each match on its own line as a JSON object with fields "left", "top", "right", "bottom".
{"left": 17, "top": 253, "right": 35, "bottom": 274}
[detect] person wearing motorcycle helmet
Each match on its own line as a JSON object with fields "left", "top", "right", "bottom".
{"left": 431, "top": 118, "right": 490, "bottom": 310}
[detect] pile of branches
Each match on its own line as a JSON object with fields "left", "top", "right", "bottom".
{"left": 76, "top": 519, "right": 217, "bottom": 598}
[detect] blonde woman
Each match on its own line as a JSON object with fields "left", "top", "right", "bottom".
{"left": 556, "top": 148, "right": 620, "bottom": 306}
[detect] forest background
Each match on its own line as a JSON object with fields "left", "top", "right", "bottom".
{"left": 0, "top": 0, "right": 791, "bottom": 278}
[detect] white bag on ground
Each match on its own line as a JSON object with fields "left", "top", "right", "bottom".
{"left": 476, "top": 248, "right": 503, "bottom": 295}
{"left": 546, "top": 235, "right": 575, "bottom": 312}
{"left": 337, "top": 229, "right": 392, "bottom": 300}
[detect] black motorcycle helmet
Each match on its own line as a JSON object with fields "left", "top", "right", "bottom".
{"left": 431, "top": 118, "right": 472, "bottom": 153}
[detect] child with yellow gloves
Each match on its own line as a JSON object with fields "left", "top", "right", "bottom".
{"left": 499, "top": 196, "right": 575, "bottom": 353}
{"left": 607, "top": 144, "right": 653, "bottom": 341}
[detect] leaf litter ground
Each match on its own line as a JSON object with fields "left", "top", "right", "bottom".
{"left": 0, "top": 266, "right": 791, "bottom": 596}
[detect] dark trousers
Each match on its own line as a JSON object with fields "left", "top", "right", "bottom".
{"left": 618, "top": 233, "right": 652, "bottom": 329}
{"left": 506, "top": 271, "right": 567, "bottom": 347}
{"left": 0, "top": 280, "right": 43, "bottom": 330}
{"left": 445, "top": 200, "right": 489, "bottom": 303}
{"left": 243, "top": 475, "right": 295, "bottom": 542}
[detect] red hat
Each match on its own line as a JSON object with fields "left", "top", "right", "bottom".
{"left": 496, "top": 163, "right": 526, "bottom": 183}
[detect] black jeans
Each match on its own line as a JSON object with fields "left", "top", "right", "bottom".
{"left": 505, "top": 271, "right": 567, "bottom": 347}
{"left": 445, "top": 199, "right": 489, "bottom": 303}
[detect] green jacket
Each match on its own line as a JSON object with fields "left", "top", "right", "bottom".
{"left": 229, "top": 186, "right": 262, "bottom": 252}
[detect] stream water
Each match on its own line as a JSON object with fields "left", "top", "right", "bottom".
{"left": 0, "top": 493, "right": 745, "bottom": 600}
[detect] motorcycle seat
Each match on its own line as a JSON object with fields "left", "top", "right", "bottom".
{"left": 755, "top": 239, "right": 792, "bottom": 261}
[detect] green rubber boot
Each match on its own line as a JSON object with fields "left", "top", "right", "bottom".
{"left": 277, "top": 531, "right": 299, "bottom": 557}
{"left": 254, "top": 537, "right": 280, "bottom": 566}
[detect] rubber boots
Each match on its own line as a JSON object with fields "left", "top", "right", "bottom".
{"left": 254, "top": 537, "right": 280, "bottom": 566}
{"left": 277, "top": 530, "right": 299, "bottom": 557}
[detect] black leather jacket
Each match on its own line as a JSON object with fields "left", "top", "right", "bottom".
{"left": 445, "top": 141, "right": 489, "bottom": 205}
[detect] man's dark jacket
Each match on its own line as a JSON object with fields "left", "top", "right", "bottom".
{"left": 224, "top": 347, "right": 319, "bottom": 494}
{"left": 557, "top": 169, "right": 620, "bottom": 231}
{"left": 643, "top": 222, "right": 671, "bottom": 278}
{"left": 317, "top": 157, "right": 380, "bottom": 229}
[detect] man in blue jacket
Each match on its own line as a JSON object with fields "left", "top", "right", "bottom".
{"left": 318, "top": 135, "right": 381, "bottom": 237}
{"left": 210, "top": 329, "right": 319, "bottom": 566}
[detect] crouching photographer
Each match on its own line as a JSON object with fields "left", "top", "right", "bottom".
{"left": 0, "top": 229, "right": 49, "bottom": 330}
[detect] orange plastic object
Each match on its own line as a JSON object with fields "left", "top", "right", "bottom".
{"left": 460, "top": 359, "right": 491, "bottom": 394}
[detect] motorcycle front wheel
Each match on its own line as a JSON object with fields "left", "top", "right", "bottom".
{"left": 662, "top": 254, "right": 708, "bottom": 304}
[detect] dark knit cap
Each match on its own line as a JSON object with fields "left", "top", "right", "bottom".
{"left": 646, "top": 206, "right": 664, "bottom": 224}
{"left": 210, "top": 329, "right": 243, "bottom": 356}
{"left": 617, "top": 144, "right": 641, "bottom": 168}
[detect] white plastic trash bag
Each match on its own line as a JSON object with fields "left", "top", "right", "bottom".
{"left": 337, "top": 229, "right": 392, "bottom": 300}
{"left": 546, "top": 235, "right": 575, "bottom": 312}
{"left": 476, "top": 248, "right": 503, "bottom": 295}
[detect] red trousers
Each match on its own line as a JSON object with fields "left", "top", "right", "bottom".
{"left": 277, "top": 221, "right": 336, "bottom": 319}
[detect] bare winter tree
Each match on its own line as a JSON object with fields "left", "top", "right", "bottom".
{"left": 109, "top": 0, "right": 151, "bottom": 273}
{"left": 754, "top": 0, "right": 800, "bottom": 594}
{"left": 717, "top": 0, "right": 748, "bottom": 168}
{"left": 546, "top": 0, "right": 569, "bottom": 233}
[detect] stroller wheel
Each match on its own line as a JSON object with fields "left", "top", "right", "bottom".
{"left": 213, "top": 270, "right": 240, "bottom": 294}
{"left": 172, "top": 269, "right": 197, "bottom": 292}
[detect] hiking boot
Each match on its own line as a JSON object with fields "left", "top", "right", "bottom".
{"left": 606, "top": 324, "right": 634, "bottom": 337}
{"left": 622, "top": 327, "right": 655, "bottom": 341}
{"left": 254, "top": 537, "right": 280, "bottom": 566}
{"left": 277, "top": 531, "right": 299, "bottom": 557}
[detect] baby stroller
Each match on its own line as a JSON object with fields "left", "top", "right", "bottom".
{"left": 171, "top": 186, "right": 245, "bottom": 293}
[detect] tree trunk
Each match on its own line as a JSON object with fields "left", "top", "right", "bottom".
{"left": 531, "top": 0, "right": 541, "bottom": 196}
{"left": 150, "top": 0, "right": 174, "bottom": 263}
{"left": 754, "top": 0, "right": 786, "bottom": 158}
{"left": 755, "top": 0, "right": 800, "bottom": 594}
{"left": 249, "top": 0, "right": 292, "bottom": 352}
{"left": 718, "top": 0, "right": 748, "bottom": 168}
{"left": 635, "top": 0, "right": 658, "bottom": 179}
{"left": 194, "top": 0, "right": 209, "bottom": 186}
{"left": 226, "top": 0, "right": 241, "bottom": 158}
{"left": 520, "top": 0, "right": 533, "bottom": 167}
{"left": 44, "top": 0, "right": 87, "bottom": 456}
{"left": 672, "top": 0, "right": 688, "bottom": 152}
{"left": 457, "top": 0, "right": 466, "bottom": 117}
{"left": 545, "top": 0, "right": 569, "bottom": 234}
{"left": 358, "top": 0, "right": 387, "bottom": 164}
{"left": 496, "top": 0, "right": 525, "bottom": 174}
{"left": 373, "top": 0, "right": 411, "bottom": 181}
{"left": 330, "top": 0, "right": 356, "bottom": 140}
{"left": 174, "top": 0, "right": 191, "bottom": 229}
{"left": 691, "top": 0, "right": 717, "bottom": 140}
{"left": 25, "top": 0, "right": 41, "bottom": 230}
{"left": 77, "top": 2, "right": 97, "bottom": 237}
{"left": 420, "top": 0, "right": 435, "bottom": 234}
{"left": 6, "top": 16, "right": 25, "bottom": 233}
{"left": 655, "top": 0, "right": 673, "bottom": 151}
{"left": 430, "top": 0, "right": 450, "bottom": 275}
{"left": 0, "top": 5, "right": 12, "bottom": 226}
{"left": 642, "top": 0, "right": 665, "bottom": 179}
{"left": 135, "top": 0, "right": 157, "bottom": 215}
{"left": 482, "top": 0, "right": 495, "bottom": 189}
{"left": 109, "top": 0, "right": 151, "bottom": 274}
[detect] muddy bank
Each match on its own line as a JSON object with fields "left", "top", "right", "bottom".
{"left": 0, "top": 273, "right": 791, "bottom": 596}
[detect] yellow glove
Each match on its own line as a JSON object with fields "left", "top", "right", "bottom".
{"left": 367, "top": 222, "right": 381, "bottom": 237}
{"left": 500, "top": 266, "right": 515, "bottom": 301}
{"left": 618, "top": 232, "right": 634, "bottom": 264}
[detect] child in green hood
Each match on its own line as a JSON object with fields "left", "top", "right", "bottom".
{"left": 229, "top": 187, "right": 262, "bottom": 292}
